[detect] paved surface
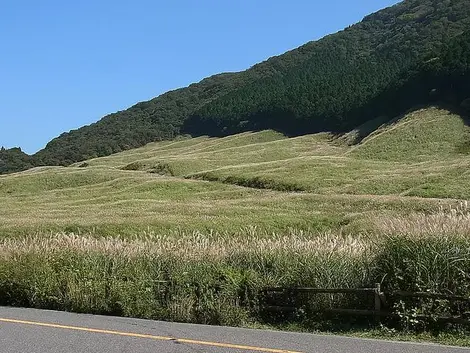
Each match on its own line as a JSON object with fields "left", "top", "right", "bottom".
{"left": 0, "top": 307, "right": 469, "bottom": 353}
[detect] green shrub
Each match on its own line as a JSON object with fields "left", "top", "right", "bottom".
{"left": 374, "top": 235, "right": 470, "bottom": 330}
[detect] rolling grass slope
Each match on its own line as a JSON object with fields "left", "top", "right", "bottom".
{"left": 79, "top": 107, "right": 470, "bottom": 199}
{"left": 1, "top": 107, "right": 468, "bottom": 238}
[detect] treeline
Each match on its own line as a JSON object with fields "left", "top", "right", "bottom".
{"left": 33, "top": 73, "right": 254, "bottom": 166}
{"left": 2, "top": 0, "right": 470, "bottom": 174}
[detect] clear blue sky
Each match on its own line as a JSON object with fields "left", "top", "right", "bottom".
{"left": 0, "top": 0, "right": 400, "bottom": 154}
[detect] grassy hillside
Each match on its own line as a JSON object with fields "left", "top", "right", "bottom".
{"left": 2, "top": 0, "right": 470, "bottom": 174}
{"left": 2, "top": 107, "right": 470, "bottom": 337}
{"left": 1, "top": 107, "right": 468, "bottom": 238}
{"left": 78, "top": 107, "right": 470, "bottom": 200}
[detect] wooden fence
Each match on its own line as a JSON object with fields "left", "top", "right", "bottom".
{"left": 138, "top": 280, "right": 470, "bottom": 324}
{"left": 261, "top": 284, "right": 470, "bottom": 325}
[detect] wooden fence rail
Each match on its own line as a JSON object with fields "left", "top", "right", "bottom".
{"left": 136, "top": 280, "right": 470, "bottom": 324}
{"left": 261, "top": 284, "right": 470, "bottom": 325}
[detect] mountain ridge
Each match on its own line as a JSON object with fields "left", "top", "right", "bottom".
{"left": 2, "top": 0, "right": 470, "bottom": 174}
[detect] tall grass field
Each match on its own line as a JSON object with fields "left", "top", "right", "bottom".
{"left": 1, "top": 107, "right": 470, "bottom": 337}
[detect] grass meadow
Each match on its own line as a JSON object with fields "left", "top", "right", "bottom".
{"left": 1, "top": 107, "right": 470, "bottom": 339}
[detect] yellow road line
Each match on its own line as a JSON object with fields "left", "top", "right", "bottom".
{"left": 0, "top": 317, "right": 302, "bottom": 353}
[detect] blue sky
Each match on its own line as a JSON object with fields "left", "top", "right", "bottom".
{"left": 0, "top": 0, "right": 400, "bottom": 154}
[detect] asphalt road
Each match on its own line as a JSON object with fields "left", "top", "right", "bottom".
{"left": 0, "top": 307, "right": 469, "bottom": 353}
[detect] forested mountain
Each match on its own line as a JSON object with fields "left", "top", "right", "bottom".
{"left": 3, "top": 0, "right": 470, "bottom": 174}
{"left": 183, "top": 0, "right": 470, "bottom": 136}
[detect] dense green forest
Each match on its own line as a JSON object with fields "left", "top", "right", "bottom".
{"left": 2, "top": 0, "right": 470, "bottom": 174}
{"left": 184, "top": 0, "right": 470, "bottom": 136}
{"left": 368, "top": 27, "right": 470, "bottom": 120}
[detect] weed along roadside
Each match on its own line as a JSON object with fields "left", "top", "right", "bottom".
{"left": 1, "top": 205, "right": 470, "bottom": 338}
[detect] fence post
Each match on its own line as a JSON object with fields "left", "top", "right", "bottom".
{"left": 374, "top": 283, "right": 382, "bottom": 324}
